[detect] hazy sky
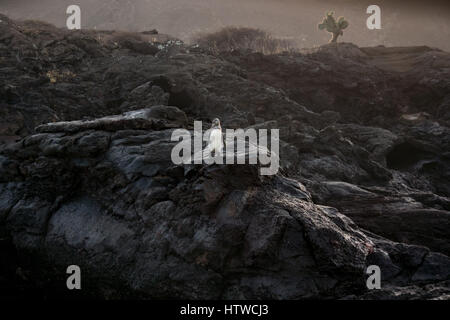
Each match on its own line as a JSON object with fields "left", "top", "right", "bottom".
{"left": 1, "top": 0, "right": 449, "bottom": 50}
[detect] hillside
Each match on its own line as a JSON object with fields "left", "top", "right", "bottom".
{"left": 1, "top": 14, "right": 450, "bottom": 299}
{"left": 2, "top": 0, "right": 450, "bottom": 50}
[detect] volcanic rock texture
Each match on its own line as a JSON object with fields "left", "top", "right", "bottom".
{"left": 1, "top": 14, "right": 450, "bottom": 299}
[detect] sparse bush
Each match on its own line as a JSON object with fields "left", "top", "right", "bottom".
{"left": 194, "top": 27, "right": 294, "bottom": 54}
{"left": 46, "top": 70, "right": 76, "bottom": 83}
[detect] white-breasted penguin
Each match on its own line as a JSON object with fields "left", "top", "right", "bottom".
{"left": 207, "top": 118, "right": 223, "bottom": 156}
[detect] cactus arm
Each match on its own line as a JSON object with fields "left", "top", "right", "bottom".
{"left": 338, "top": 18, "right": 349, "bottom": 30}
{"left": 326, "top": 15, "right": 337, "bottom": 32}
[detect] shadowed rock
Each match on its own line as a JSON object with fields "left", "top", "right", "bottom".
{"left": 1, "top": 15, "right": 450, "bottom": 299}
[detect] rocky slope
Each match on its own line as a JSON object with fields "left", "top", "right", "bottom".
{"left": 1, "top": 14, "right": 450, "bottom": 299}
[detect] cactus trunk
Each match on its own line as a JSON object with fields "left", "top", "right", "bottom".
{"left": 331, "top": 32, "right": 339, "bottom": 43}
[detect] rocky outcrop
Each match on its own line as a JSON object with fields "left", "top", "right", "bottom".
{"left": 1, "top": 108, "right": 450, "bottom": 299}
{"left": 1, "top": 15, "right": 450, "bottom": 299}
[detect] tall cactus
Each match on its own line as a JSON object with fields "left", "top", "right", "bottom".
{"left": 318, "top": 12, "right": 349, "bottom": 43}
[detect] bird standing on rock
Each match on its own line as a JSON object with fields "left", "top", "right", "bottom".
{"left": 207, "top": 118, "right": 223, "bottom": 157}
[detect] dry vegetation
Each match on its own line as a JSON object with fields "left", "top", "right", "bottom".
{"left": 46, "top": 70, "right": 76, "bottom": 83}
{"left": 194, "top": 27, "right": 296, "bottom": 55}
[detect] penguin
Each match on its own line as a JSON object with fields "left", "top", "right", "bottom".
{"left": 207, "top": 118, "right": 223, "bottom": 157}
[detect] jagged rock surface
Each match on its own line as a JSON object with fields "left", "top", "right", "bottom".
{"left": 1, "top": 15, "right": 450, "bottom": 299}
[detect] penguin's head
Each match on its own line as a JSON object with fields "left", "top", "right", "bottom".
{"left": 211, "top": 118, "right": 221, "bottom": 128}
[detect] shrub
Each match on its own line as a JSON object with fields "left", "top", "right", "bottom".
{"left": 194, "top": 27, "right": 294, "bottom": 54}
